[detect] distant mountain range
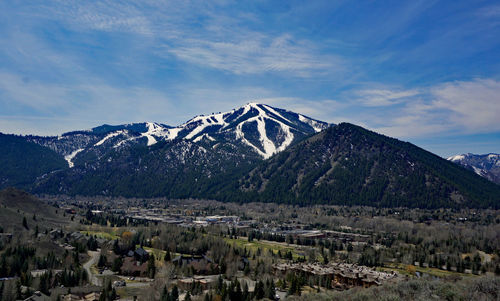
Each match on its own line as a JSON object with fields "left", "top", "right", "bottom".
{"left": 448, "top": 153, "right": 500, "bottom": 184}
{"left": 1, "top": 103, "right": 498, "bottom": 209}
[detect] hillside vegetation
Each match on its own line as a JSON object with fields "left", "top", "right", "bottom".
{"left": 0, "top": 133, "right": 67, "bottom": 189}
{"left": 215, "top": 123, "right": 500, "bottom": 208}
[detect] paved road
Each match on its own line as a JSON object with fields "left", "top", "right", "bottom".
{"left": 84, "top": 250, "right": 151, "bottom": 289}
{"left": 84, "top": 250, "right": 101, "bottom": 286}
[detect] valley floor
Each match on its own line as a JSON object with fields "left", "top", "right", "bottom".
{"left": 1, "top": 191, "right": 499, "bottom": 300}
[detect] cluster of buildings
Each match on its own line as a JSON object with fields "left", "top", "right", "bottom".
{"left": 125, "top": 207, "right": 247, "bottom": 228}
{"left": 274, "top": 262, "right": 401, "bottom": 289}
{"left": 61, "top": 292, "right": 100, "bottom": 301}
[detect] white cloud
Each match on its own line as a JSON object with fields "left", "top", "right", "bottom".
{"left": 431, "top": 79, "right": 500, "bottom": 132}
{"left": 167, "top": 34, "right": 340, "bottom": 76}
{"left": 23, "top": 1, "right": 342, "bottom": 77}
{"left": 370, "top": 79, "right": 500, "bottom": 138}
{"left": 356, "top": 88, "right": 420, "bottom": 106}
{"left": 38, "top": 1, "right": 154, "bottom": 35}
{"left": 0, "top": 72, "right": 175, "bottom": 135}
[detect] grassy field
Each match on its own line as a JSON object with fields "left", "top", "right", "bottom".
{"left": 223, "top": 236, "right": 314, "bottom": 261}
{"left": 80, "top": 230, "right": 121, "bottom": 240}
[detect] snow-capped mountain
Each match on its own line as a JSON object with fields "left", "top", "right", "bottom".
{"left": 29, "top": 103, "right": 331, "bottom": 168}
{"left": 448, "top": 153, "right": 500, "bottom": 184}
{"left": 3, "top": 115, "right": 499, "bottom": 208}
{"left": 21, "top": 103, "right": 330, "bottom": 197}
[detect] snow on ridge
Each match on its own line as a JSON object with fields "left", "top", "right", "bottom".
{"left": 447, "top": 154, "right": 465, "bottom": 162}
{"left": 86, "top": 103, "right": 325, "bottom": 158}
{"left": 232, "top": 104, "right": 295, "bottom": 159}
{"left": 472, "top": 166, "right": 484, "bottom": 176}
{"left": 257, "top": 116, "right": 276, "bottom": 157}
{"left": 298, "top": 114, "right": 326, "bottom": 132}
{"left": 193, "top": 133, "right": 216, "bottom": 143}
{"left": 95, "top": 130, "right": 126, "bottom": 146}
{"left": 262, "top": 104, "right": 294, "bottom": 125}
{"left": 64, "top": 148, "right": 83, "bottom": 168}
{"left": 487, "top": 154, "right": 499, "bottom": 160}
{"left": 183, "top": 113, "right": 228, "bottom": 140}
{"left": 166, "top": 128, "right": 182, "bottom": 140}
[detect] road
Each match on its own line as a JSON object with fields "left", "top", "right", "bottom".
{"left": 84, "top": 250, "right": 101, "bottom": 286}
{"left": 84, "top": 250, "right": 151, "bottom": 289}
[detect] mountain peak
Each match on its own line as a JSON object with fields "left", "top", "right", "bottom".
{"left": 159, "top": 103, "right": 331, "bottom": 158}
{"left": 30, "top": 104, "right": 331, "bottom": 167}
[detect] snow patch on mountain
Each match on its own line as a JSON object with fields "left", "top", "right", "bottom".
{"left": 56, "top": 103, "right": 330, "bottom": 159}
{"left": 193, "top": 133, "right": 216, "bottom": 143}
{"left": 262, "top": 104, "right": 293, "bottom": 124}
{"left": 298, "top": 114, "right": 326, "bottom": 132}
{"left": 64, "top": 148, "right": 83, "bottom": 168}
{"left": 95, "top": 130, "right": 126, "bottom": 146}
{"left": 448, "top": 154, "right": 465, "bottom": 162}
{"left": 447, "top": 153, "right": 500, "bottom": 184}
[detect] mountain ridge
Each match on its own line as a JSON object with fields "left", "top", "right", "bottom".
{"left": 1, "top": 105, "right": 499, "bottom": 209}
{"left": 212, "top": 123, "right": 500, "bottom": 208}
{"left": 25, "top": 103, "right": 330, "bottom": 165}
{"left": 448, "top": 153, "right": 500, "bottom": 184}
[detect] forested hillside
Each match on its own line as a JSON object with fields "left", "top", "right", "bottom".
{"left": 0, "top": 134, "right": 67, "bottom": 189}
{"left": 213, "top": 123, "right": 500, "bottom": 209}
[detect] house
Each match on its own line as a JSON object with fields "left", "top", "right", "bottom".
{"left": 134, "top": 247, "right": 149, "bottom": 261}
{"left": 23, "top": 291, "right": 50, "bottom": 301}
{"left": 49, "top": 229, "right": 63, "bottom": 239}
{"left": 239, "top": 257, "right": 249, "bottom": 270}
{"left": 62, "top": 294, "right": 81, "bottom": 301}
{"left": 177, "top": 276, "right": 216, "bottom": 291}
{"left": 121, "top": 257, "right": 148, "bottom": 277}
{"left": 273, "top": 262, "right": 400, "bottom": 290}
{"left": 172, "top": 255, "right": 218, "bottom": 274}
{"left": 172, "top": 255, "right": 212, "bottom": 266}
{"left": 84, "top": 292, "right": 101, "bottom": 301}
{"left": 69, "top": 232, "right": 85, "bottom": 242}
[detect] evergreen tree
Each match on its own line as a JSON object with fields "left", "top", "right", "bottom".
{"left": 164, "top": 250, "right": 171, "bottom": 262}
{"left": 160, "top": 285, "right": 169, "bottom": 301}
{"left": 254, "top": 280, "right": 264, "bottom": 300}
{"left": 242, "top": 282, "right": 249, "bottom": 301}
{"left": 266, "top": 279, "right": 276, "bottom": 300}
{"left": 147, "top": 255, "right": 156, "bottom": 278}
{"left": 98, "top": 254, "right": 107, "bottom": 268}
{"left": 112, "top": 257, "right": 123, "bottom": 273}
{"left": 171, "top": 285, "right": 179, "bottom": 301}
{"left": 22, "top": 217, "right": 28, "bottom": 230}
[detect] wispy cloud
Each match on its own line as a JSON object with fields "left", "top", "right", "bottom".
{"left": 355, "top": 88, "right": 420, "bottom": 107}
{"left": 167, "top": 34, "right": 341, "bottom": 76}
{"left": 370, "top": 79, "right": 500, "bottom": 137}
{"left": 17, "top": 1, "right": 342, "bottom": 77}
{"left": 431, "top": 79, "right": 500, "bottom": 132}
{"left": 0, "top": 72, "right": 174, "bottom": 135}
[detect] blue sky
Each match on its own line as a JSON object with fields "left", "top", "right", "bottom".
{"left": 0, "top": 0, "right": 499, "bottom": 157}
